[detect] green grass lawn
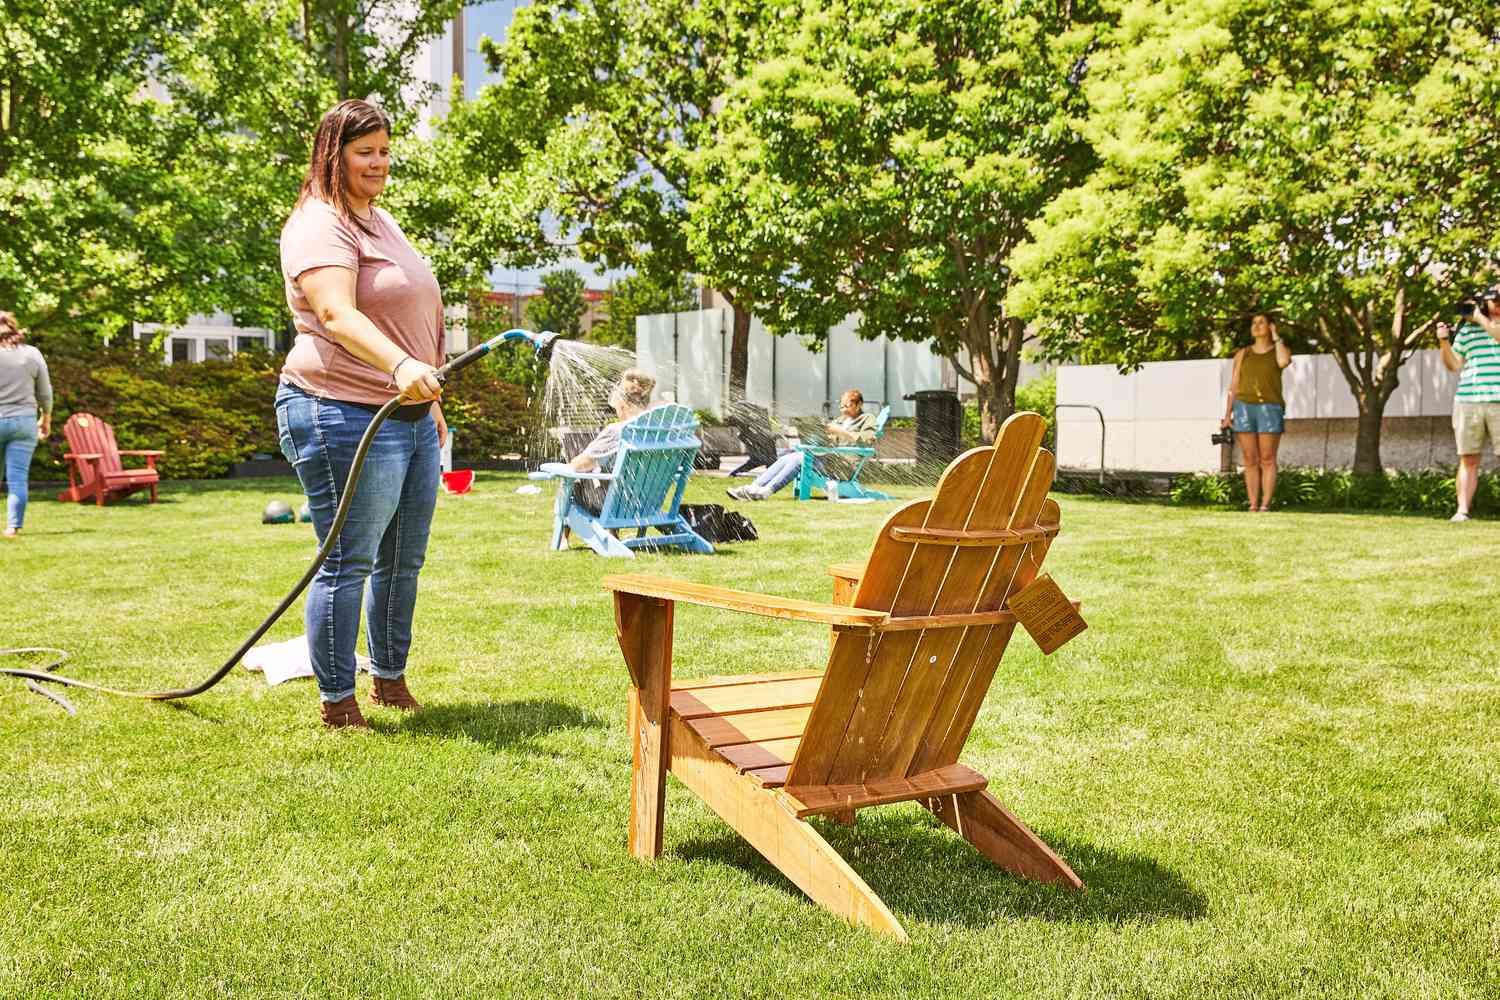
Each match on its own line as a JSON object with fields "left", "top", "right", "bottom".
{"left": 3, "top": 474, "right": 1498, "bottom": 998}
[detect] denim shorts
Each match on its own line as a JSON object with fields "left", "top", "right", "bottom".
{"left": 1232, "top": 401, "right": 1285, "bottom": 435}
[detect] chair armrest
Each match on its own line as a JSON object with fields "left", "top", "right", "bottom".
{"left": 603, "top": 573, "right": 887, "bottom": 629}
{"left": 64, "top": 452, "right": 104, "bottom": 462}
{"left": 118, "top": 450, "right": 165, "bottom": 457}
{"left": 529, "top": 462, "right": 614, "bottom": 482}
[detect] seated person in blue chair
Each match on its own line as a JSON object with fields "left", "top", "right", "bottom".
{"left": 568, "top": 369, "right": 656, "bottom": 514}
{"left": 727, "top": 389, "right": 877, "bottom": 501}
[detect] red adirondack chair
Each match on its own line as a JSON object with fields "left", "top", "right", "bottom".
{"left": 57, "top": 412, "right": 163, "bottom": 506}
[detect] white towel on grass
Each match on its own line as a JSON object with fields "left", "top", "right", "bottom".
{"left": 242, "top": 636, "right": 371, "bottom": 687}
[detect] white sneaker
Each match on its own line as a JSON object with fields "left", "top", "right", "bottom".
{"left": 1450, "top": 511, "right": 1471, "bottom": 522}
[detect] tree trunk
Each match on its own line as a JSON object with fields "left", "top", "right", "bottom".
{"left": 728, "top": 302, "right": 751, "bottom": 403}
{"left": 976, "top": 376, "right": 1008, "bottom": 444}
{"left": 1352, "top": 395, "right": 1386, "bottom": 475}
{"left": 959, "top": 324, "right": 1020, "bottom": 445}
{"left": 333, "top": 9, "right": 351, "bottom": 100}
{"left": 997, "top": 317, "right": 1025, "bottom": 421}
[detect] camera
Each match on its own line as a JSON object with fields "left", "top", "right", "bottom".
{"left": 1211, "top": 429, "right": 1234, "bottom": 447}
{"left": 1451, "top": 288, "right": 1500, "bottom": 320}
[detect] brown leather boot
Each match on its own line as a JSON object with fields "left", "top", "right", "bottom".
{"left": 370, "top": 675, "right": 421, "bottom": 711}
{"left": 319, "top": 695, "right": 371, "bottom": 730}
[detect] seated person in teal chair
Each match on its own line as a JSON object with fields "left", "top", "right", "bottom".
{"left": 569, "top": 368, "right": 656, "bottom": 513}
{"left": 727, "top": 389, "right": 877, "bottom": 500}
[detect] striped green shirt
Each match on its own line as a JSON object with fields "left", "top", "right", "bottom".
{"left": 1454, "top": 321, "right": 1500, "bottom": 403}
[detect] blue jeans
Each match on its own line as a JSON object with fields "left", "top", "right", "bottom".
{"left": 275, "top": 384, "right": 440, "bottom": 703}
{"left": 0, "top": 412, "right": 39, "bottom": 531}
{"left": 751, "top": 450, "right": 804, "bottom": 495}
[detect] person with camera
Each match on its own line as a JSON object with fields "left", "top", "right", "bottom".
{"left": 1436, "top": 291, "right": 1500, "bottom": 522}
{"left": 1220, "top": 315, "right": 1292, "bottom": 511}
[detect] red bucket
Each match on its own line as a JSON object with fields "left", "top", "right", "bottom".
{"left": 441, "top": 469, "right": 474, "bottom": 495}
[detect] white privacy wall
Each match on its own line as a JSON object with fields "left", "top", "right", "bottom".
{"left": 636, "top": 309, "right": 959, "bottom": 417}
{"left": 1056, "top": 351, "right": 1461, "bottom": 473}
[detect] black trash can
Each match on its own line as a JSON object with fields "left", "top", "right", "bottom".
{"left": 904, "top": 389, "right": 962, "bottom": 464}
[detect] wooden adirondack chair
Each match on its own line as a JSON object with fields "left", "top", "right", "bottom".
{"left": 603, "top": 412, "right": 1082, "bottom": 940}
{"left": 56, "top": 412, "right": 163, "bottom": 506}
{"left": 530, "top": 403, "right": 714, "bottom": 558}
{"left": 795, "top": 404, "right": 892, "bottom": 501}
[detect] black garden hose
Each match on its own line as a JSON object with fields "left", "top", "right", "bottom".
{"left": 0, "top": 329, "right": 553, "bottom": 708}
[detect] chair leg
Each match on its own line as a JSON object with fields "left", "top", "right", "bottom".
{"left": 617, "top": 592, "right": 674, "bottom": 859}
{"left": 628, "top": 689, "right": 669, "bottom": 858}
{"left": 668, "top": 716, "right": 908, "bottom": 941}
{"left": 796, "top": 459, "right": 814, "bottom": 501}
{"left": 925, "top": 789, "right": 1083, "bottom": 890}
{"left": 149, "top": 482, "right": 157, "bottom": 503}
{"left": 566, "top": 508, "right": 635, "bottom": 557}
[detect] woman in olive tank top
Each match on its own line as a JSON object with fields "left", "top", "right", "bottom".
{"left": 1221, "top": 315, "right": 1292, "bottom": 511}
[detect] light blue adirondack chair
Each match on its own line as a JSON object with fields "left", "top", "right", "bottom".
{"left": 794, "top": 404, "right": 893, "bottom": 501}
{"left": 529, "top": 403, "right": 715, "bottom": 558}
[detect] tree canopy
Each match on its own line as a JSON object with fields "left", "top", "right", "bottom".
{"left": 462, "top": 0, "right": 769, "bottom": 394}
{"left": 1, "top": 0, "right": 513, "bottom": 337}
{"left": 525, "top": 268, "right": 588, "bottom": 338}
{"left": 688, "top": 0, "right": 1099, "bottom": 440}
{"left": 594, "top": 271, "right": 698, "bottom": 348}
{"left": 1008, "top": 0, "right": 1500, "bottom": 471}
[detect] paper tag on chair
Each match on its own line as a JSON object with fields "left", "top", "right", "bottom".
{"left": 1007, "top": 574, "right": 1087, "bottom": 654}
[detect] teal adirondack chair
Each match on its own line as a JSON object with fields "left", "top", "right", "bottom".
{"left": 529, "top": 403, "right": 715, "bottom": 558}
{"left": 795, "top": 405, "right": 893, "bottom": 501}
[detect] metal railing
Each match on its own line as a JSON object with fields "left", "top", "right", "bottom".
{"left": 1050, "top": 404, "right": 1106, "bottom": 486}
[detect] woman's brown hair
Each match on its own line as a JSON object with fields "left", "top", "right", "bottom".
{"left": 297, "top": 99, "right": 393, "bottom": 234}
{"left": 0, "top": 311, "right": 24, "bottom": 349}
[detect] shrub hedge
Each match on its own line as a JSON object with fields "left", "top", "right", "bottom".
{"left": 1170, "top": 466, "right": 1499, "bottom": 516}
{"left": 28, "top": 337, "right": 531, "bottom": 480}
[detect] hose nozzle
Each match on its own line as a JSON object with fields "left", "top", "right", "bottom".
{"left": 440, "top": 328, "right": 562, "bottom": 380}
{"left": 495, "top": 328, "right": 560, "bottom": 357}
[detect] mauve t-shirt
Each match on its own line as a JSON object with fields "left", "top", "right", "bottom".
{"left": 279, "top": 199, "right": 444, "bottom": 405}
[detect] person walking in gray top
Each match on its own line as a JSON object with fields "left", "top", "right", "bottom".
{"left": 0, "top": 311, "right": 52, "bottom": 537}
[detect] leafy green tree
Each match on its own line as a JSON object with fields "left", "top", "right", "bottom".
{"left": 1008, "top": 0, "right": 1500, "bottom": 473}
{"left": 180, "top": 0, "right": 516, "bottom": 325}
{"left": 525, "top": 268, "right": 588, "bottom": 338}
{"left": 688, "top": 0, "right": 1098, "bottom": 441}
{"left": 1, "top": 0, "right": 513, "bottom": 338}
{"left": 0, "top": 0, "right": 250, "bottom": 336}
{"left": 594, "top": 271, "right": 698, "bottom": 348}
{"left": 466, "top": 0, "right": 768, "bottom": 397}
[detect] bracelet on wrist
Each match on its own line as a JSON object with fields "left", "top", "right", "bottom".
{"left": 390, "top": 355, "right": 414, "bottom": 386}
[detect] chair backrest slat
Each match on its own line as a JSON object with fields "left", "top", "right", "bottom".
{"left": 600, "top": 404, "right": 701, "bottom": 526}
{"left": 787, "top": 412, "right": 1058, "bottom": 789}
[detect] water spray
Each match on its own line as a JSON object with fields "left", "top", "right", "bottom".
{"left": 1, "top": 328, "right": 558, "bottom": 712}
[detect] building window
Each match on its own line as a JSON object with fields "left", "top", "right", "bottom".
{"left": 170, "top": 338, "right": 193, "bottom": 364}
{"left": 236, "top": 335, "right": 267, "bottom": 353}
{"left": 204, "top": 338, "right": 231, "bottom": 361}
